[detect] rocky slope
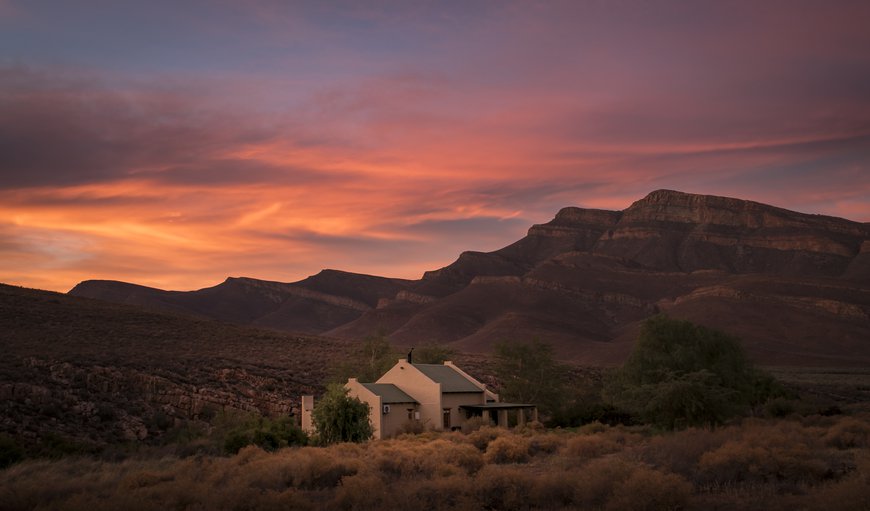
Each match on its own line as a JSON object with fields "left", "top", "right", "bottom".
{"left": 70, "top": 190, "right": 870, "bottom": 366}
{"left": 0, "top": 283, "right": 351, "bottom": 451}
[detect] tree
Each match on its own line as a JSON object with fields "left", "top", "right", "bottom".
{"left": 331, "top": 332, "right": 398, "bottom": 383}
{"left": 607, "top": 315, "right": 778, "bottom": 429}
{"left": 221, "top": 414, "right": 308, "bottom": 454}
{"left": 311, "top": 383, "right": 373, "bottom": 445}
{"left": 494, "top": 338, "right": 566, "bottom": 415}
{"left": 412, "top": 342, "right": 457, "bottom": 364}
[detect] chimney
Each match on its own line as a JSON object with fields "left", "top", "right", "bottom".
{"left": 407, "top": 347, "right": 414, "bottom": 364}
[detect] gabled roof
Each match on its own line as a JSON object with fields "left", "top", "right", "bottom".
{"left": 360, "top": 383, "right": 418, "bottom": 403}
{"left": 413, "top": 364, "right": 483, "bottom": 393}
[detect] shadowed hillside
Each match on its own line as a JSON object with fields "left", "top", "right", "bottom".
{"left": 0, "top": 283, "right": 352, "bottom": 451}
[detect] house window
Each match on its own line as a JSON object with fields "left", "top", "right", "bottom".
{"left": 443, "top": 408, "right": 451, "bottom": 429}
{"left": 407, "top": 409, "right": 414, "bottom": 420}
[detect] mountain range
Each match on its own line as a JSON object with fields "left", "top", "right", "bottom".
{"left": 70, "top": 190, "right": 870, "bottom": 366}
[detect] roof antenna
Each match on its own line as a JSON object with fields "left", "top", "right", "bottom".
{"left": 407, "top": 347, "right": 414, "bottom": 364}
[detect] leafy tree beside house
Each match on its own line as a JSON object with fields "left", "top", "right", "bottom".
{"left": 606, "top": 315, "right": 780, "bottom": 429}
{"left": 311, "top": 383, "right": 373, "bottom": 445}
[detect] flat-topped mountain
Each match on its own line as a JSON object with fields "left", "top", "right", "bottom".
{"left": 70, "top": 190, "right": 870, "bottom": 366}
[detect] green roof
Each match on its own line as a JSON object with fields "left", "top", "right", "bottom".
{"left": 413, "top": 364, "right": 482, "bottom": 393}
{"left": 360, "top": 383, "right": 418, "bottom": 403}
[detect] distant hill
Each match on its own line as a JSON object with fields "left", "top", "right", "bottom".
{"left": 70, "top": 270, "right": 412, "bottom": 334}
{"left": 0, "top": 283, "right": 351, "bottom": 450}
{"left": 70, "top": 190, "right": 870, "bottom": 366}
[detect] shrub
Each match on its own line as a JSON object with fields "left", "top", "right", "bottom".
{"left": 0, "top": 433, "right": 24, "bottom": 469}
{"left": 394, "top": 474, "right": 475, "bottom": 511}
{"left": 606, "top": 466, "right": 692, "bottom": 511}
{"left": 565, "top": 434, "right": 620, "bottom": 461}
{"left": 823, "top": 416, "right": 870, "bottom": 449}
{"left": 528, "top": 433, "right": 564, "bottom": 456}
{"left": 573, "top": 457, "right": 636, "bottom": 509}
{"left": 642, "top": 427, "right": 730, "bottom": 480}
{"left": 698, "top": 436, "right": 830, "bottom": 485}
{"left": 483, "top": 435, "right": 531, "bottom": 464}
{"left": 474, "top": 464, "right": 536, "bottom": 510}
{"left": 461, "top": 415, "right": 491, "bottom": 433}
{"left": 467, "top": 426, "right": 504, "bottom": 451}
{"left": 331, "top": 473, "right": 388, "bottom": 511}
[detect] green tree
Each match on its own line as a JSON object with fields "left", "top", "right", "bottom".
{"left": 311, "top": 383, "right": 373, "bottom": 445}
{"left": 332, "top": 332, "right": 398, "bottom": 383}
{"left": 412, "top": 342, "right": 457, "bottom": 364}
{"left": 494, "top": 338, "right": 566, "bottom": 415}
{"left": 219, "top": 413, "right": 308, "bottom": 454}
{"left": 607, "top": 315, "right": 778, "bottom": 429}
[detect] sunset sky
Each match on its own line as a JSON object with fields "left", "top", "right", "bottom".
{"left": 2, "top": 1, "right": 869, "bottom": 292}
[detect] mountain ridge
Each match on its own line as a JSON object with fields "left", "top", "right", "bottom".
{"left": 69, "top": 190, "right": 870, "bottom": 366}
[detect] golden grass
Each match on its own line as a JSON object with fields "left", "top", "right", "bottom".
{"left": 2, "top": 414, "right": 869, "bottom": 510}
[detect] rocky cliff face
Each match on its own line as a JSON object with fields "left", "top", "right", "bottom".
{"left": 332, "top": 190, "right": 870, "bottom": 365}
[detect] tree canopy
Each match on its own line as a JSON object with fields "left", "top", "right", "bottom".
{"left": 311, "top": 383, "right": 373, "bottom": 445}
{"left": 607, "top": 315, "right": 778, "bottom": 429}
{"left": 331, "top": 333, "right": 398, "bottom": 383}
{"left": 494, "top": 338, "right": 566, "bottom": 415}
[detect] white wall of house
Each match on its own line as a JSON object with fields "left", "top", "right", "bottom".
{"left": 377, "top": 359, "right": 443, "bottom": 430}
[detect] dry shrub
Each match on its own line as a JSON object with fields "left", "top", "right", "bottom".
{"left": 800, "top": 452, "right": 870, "bottom": 511}
{"left": 370, "top": 438, "right": 484, "bottom": 480}
{"left": 565, "top": 434, "right": 620, "bottom": 461}
{"left": 393, "top": 474, "right": 476, "bottom": 511}
{"left": 697, "top": 422, "right": 833, "bottom": 485}
{"left": 605, "top": 466, "right": 692, "bottom": 511}
{"left": 528, "top": 433, "right": 565, "bottom": 456}
{"left": 573, "top": 457, "right": 636, "bottom": 509}
{"left": 483, "top": 435, "right": 531, "bottom": 464}
{"left": 642, "top": 427, "right": 731, "bottom": 479}
{"left": 467, "top": 425, "right": 505, "bottom": 451}
{"left": 118, "top": 470, "right": 175, "bottom": 490}
{"left": 233, "top": 443, "right": 268, "bottom": 465}
{"left": 578, "top": 421, "right": 608, "bottom": 434}
{"left": 282, "top": 447, "right": 360, "bottom": 490}
{"left": 461, "top": 415, "right": 492, "bottom": 433}
{"left": 374, "top": 445, "right": 435, "bottom": 480}
{"left": 474, "top": 464, "right": 536, "bottom": 510}
{"left": 427, "top": 439, "right": 484, "bottom": 475}
{"left": 823, "top": 416, "right": 870, "bottom": 449}
{"left": 331, "top": 473, "right": 389, "bottom": 511}
{"left": 398, "top": 419, "right": 427, "bottom": 435}
{"left": 531, "top": 472, "right": 578, "bottom": 509}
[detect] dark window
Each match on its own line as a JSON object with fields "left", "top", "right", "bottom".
{"left": 443, "top": 408, "right": 451, "bottom": 429}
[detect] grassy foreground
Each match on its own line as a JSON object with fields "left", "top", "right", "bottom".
{"left": 2, "top": 414, "right": 869, "bottom": 511}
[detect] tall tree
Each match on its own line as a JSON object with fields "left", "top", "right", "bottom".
{"left": 331, "top": 332, "right": 398, "bottom": 383}
{"left": 494, "top": 338, "right": 566, "bottom": 414}
{"left": 607, "top": 315, "right": 779, "bottom": 429}
{"left": 311, "top": 383, "right": 373, "bottom": 445}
